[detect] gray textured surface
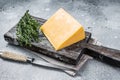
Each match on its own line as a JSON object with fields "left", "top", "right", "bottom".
{"left": 0, "top": 0, "right": 120, "bottom": 80}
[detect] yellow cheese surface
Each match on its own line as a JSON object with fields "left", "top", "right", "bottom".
{"left": 40, "top": 8, "right": 85, "bottom": 50}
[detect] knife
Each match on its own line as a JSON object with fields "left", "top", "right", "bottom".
{"left": 0, "top": 51, "right": 77, "bottom": 76}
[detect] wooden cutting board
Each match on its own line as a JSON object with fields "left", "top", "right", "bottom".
{"left": 4, "top": 16, "right": 92, "bottom": 65}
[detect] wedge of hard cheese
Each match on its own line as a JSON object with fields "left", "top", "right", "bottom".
{"left": 40, "top": 8, "right": 85, "bottom": 50}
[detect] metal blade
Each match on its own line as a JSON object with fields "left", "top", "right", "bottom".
{"left": 32, "top": 59, "right": 68, "bottom": 70}
{"left": 30, "top": 53, "right": 91, "bottom": 76}
{"left": 31, "top": 59, "right": 77, "bottom": 76}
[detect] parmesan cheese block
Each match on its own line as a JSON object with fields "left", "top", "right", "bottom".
{"left": 40, "top": 8, "right": 85, "bottom": 50}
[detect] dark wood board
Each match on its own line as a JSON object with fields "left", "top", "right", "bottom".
{"left": 4, "top": 16, "right": 91, "bottom": 65}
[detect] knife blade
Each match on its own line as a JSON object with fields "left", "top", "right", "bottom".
{"left": 32, "top": 59, "right": 77, "bottom": 76}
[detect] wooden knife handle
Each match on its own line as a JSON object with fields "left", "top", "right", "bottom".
{"left": 0, "top": 51, "right": 28, "bottom": 62}
{"left": 84, "top": 44, "right": 120, "bottom": 67}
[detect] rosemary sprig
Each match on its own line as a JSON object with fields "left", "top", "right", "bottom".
{"left": 16, "top": 10, "right": 40, "bottom": 46}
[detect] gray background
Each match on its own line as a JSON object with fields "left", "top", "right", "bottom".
{"left": 0, "top": 0, "right": 120, "bottom": 80}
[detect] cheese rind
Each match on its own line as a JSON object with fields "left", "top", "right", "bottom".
{"left": 40, "top": 8, "right": 85, "bottom": 50}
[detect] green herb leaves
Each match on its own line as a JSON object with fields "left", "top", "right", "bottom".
{"left": 16, "top": 10, "right": 40, "bottom": 47}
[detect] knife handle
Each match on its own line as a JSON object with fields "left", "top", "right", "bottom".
{"left": 84, "top": 44, "right": 120, "bottom": 67}
{"left": 0, "top": 51, "right": 33, "bottom": 63}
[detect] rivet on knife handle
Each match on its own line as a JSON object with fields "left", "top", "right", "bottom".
{"left": 0, "top": 51, "right": 28, "bottom": 62}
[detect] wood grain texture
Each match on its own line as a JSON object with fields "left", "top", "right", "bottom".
{"left": 1, "top": 51, "right": 27, "bottom": 62}
{"left": 4, "top": 16, "right": 91, "bottom": 65}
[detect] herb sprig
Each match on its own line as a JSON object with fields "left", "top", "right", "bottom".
{"left": 16, "top": 10, "right": 40, "bottom": 46}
